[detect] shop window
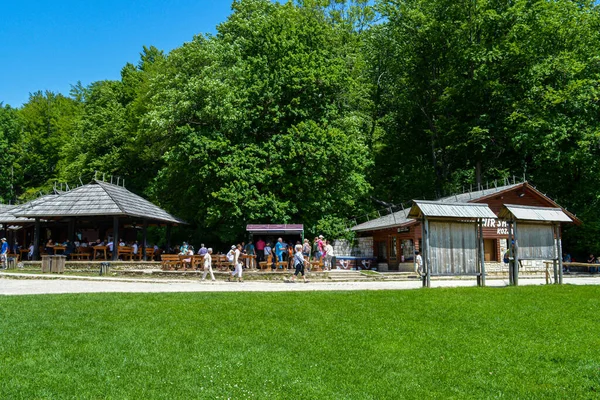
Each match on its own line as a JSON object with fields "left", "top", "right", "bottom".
{"left": 389, "top": 237, "right": 397, "bottom": 259}
{"left": 402, "top": 239, "right": 414, "bottom": 262}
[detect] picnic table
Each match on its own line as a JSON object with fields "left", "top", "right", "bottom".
{"left": 93, "top": 245, "right": 108, "bottom": 260}
{"left": 19, "top": 248, "right": 29, "bottom": 260}
{"left": 53, "top": 245, "right": 66, "bottom": 255}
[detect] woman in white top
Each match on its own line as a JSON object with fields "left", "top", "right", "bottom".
{"left": 201, "top": 248, "right": 215, "bottom": 281}
{"left": 228, "top": 244, "right": 243, "bottom": 282}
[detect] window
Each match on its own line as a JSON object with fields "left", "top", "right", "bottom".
{"left": 402, "top": 239, "right": 414, "bottom": 262}
{"left": 389, "top": 237, "right": 397, "bottom": 259}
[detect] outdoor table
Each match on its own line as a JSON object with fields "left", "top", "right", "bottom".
{"left": 242, "top": 254, "right": 257, "bottom": 269}
{"left": 19, "top": 248, "right": 29, "bottom": 260}
{"left": 53, "top": 245, "right": 66, "bottom": 254}
{"left": 93, "top": 245, "right": 108, "bottom": 260}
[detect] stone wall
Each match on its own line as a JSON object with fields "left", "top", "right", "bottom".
{"left": 332, "top": 237, "right": 374, "bottom": 257}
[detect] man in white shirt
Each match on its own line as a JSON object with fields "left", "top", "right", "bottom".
{"left": 415, "top": 251, "right": 423, "bottom": 278}
{"left": 201, "top": 248, "right": 215, "bottom": 281}
{"left": 324, "top": 240, "right": 334, "bottom": 271}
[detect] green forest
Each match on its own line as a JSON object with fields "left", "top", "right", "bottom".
{"left": 1, "top": 0, "right": 599, "bottom": 253}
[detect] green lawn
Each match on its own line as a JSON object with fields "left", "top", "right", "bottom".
{"left": 1, "top": 286, "right": 599, "bottom": 399}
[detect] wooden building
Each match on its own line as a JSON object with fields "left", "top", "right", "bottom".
{"left": 11, "top": 180, "right": 185, "bottom": 260}
{"left": 350, "top": 182, "right": 580, "bottom": 271}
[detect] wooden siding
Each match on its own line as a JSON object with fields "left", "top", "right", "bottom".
{"left": 517, "top": 223, "right": 555, "bottom": 260}
{"left": 429, "top": 221, "right": 478, "bottom": 275}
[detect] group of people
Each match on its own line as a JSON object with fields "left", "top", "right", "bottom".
{"left": 166, "top": 234, "right": 336, "bottom": 283}
{"left": 253, "top": 235, "right": 336, "bottom": 270}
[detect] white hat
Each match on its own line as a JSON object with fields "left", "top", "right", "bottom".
{"left": 231, "top": 245, "right": 236, "bottom": 249}
{"left": 318, "top": 235, "right": 324, "bottom": 239}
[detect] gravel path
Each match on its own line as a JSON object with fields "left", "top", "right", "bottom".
{"left": 1, "top": 273, "right": 599, "bottom": 295}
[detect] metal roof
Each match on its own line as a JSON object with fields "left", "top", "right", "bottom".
{"left": 408, "top": 201, "right": 497, "bottom": 220}
{"left": 498, "top": 204, "right": 573, "bottom": 223}
{"left": 351, "top": 208, "right": 412, "bottom": 232}
{"left": 351, "top": 183, "right": 523, "bottom": 232}
{"left": 246, "top": 224, "right": 303, "bottom": 235}
{"left": 436, "top": 182, "right": 523, "bottom": 203}
{"left": 13, "top": 180, "right": 184, "bottom": 224}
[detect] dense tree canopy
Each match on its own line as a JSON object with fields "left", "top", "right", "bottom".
{"left": 2, "top": 0, "right": 600, "bottom": 253}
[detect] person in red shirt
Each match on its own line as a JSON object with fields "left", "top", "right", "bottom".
{"left": 255, "top": 238, "right": 266, "bottom": 263}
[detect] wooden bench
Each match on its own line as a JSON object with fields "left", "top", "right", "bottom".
{"left": 134, "top": 247, "right": 155, "bottom": 261}
{"left": 274, "top": 255, "right": 287, "bottom": 272}
{"left": 310, "top": 258, "right": 324, "bottom": 272}
{"left": 71, "top": 247, "right": 92, "bottom": 260}
{"left": 215, "top": 254, "right": 231, "bottom": 272}
{"left": 118, "top": 246, "right": 134, "bottom": 261}
{"left": 259, "top": 255, "right": 273, "bottom": 271}
{"left": 161, "top": 254, "right": 181, "bottom": 271}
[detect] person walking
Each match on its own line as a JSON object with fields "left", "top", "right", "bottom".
{"left": 0, "top": 238, "right": 8, "bottom": 269}
{"left": 229, "top": 244, "right": 244, "bottom": 282}
{"left": 201, "top": 248, "right": 215, "bottom": 281}
{"left": 415, "top": 251, "right": 423, "bottom": 278}
{"left": 287, "top": 244, "right": 308, "bottom": 283}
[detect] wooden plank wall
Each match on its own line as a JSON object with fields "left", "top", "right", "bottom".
{"left": 429, "top": 221, "right": 478, "bottom": 275}
{"left": 517, "top": 223, "right": 555, "bottom": 259}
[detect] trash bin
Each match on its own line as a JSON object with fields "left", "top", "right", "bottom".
{"left": 50, "top": 255, "right": 66, "bottom": 273}
{"left": 41, "top": 255, "right": 51, "bottom": 273}
{"left": 6, "top": 257, "right": 16, "bottom": 270}
{"left": 99, "top": 262, "right": 110, "bottom": 276}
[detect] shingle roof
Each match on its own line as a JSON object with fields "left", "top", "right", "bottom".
{"left": 408, "top": 201, "right": 497, "bottom": 220}
{"left": 498, "top": 204, "right": 573, "bottom": 223}
{"left": 0, "top": 205, "right": 35, "bottom": 225}
{"left": 13, "top": 180, "right": 184, "bottom": 224}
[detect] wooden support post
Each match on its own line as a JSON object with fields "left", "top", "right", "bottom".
{"left": 166, "top": 224, "right": 172, "bottom": 252}
{"left": 557, "top": 224, "right": 564, "bottom": 285}
{"left": 479, "top": 219, "right": 486, "bottom": 287}
{"left": 424, "top": 217, "right": 430, "bottom": 288}
{"left": 513, "top": 220, "right": 519, "bottom": 286}
{"left": 68, "top": 219, "right": 75, "bottom": 241}
{"left": 33, "top": 218, "right": 40, "bottom": 261}
{"left": 112, "top": 216, "right": 119, "bottom": 261}
{"left": 552, "top": 224, "right": 559, "bottom": 285}
{"left": 507, "top": 221, "right": 514, "bottom": 286}
{"left": 142, "top": 220, "right": 148, "bottom": 261}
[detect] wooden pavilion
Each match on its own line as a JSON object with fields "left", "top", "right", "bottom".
{"left": 498, "top": 204, "right": 573, "bottom": 286}
{"left": 407, "top": 201, "right": 497, "bottom": 287}
{"left": 12, "top": 180, "right": 184, "bottom": 260}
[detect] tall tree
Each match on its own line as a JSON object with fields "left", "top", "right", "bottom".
{"left": 18, "top": 91, "right": 80, "bottom": 197}
{"left": 145, "top": 0, "right": 373, "bottom": 241}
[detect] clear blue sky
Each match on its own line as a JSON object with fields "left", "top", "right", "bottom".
{"left": 1, "top": 0, "right": 237, "bottom": 107}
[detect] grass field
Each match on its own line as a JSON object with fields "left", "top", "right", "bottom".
{"left": 1, "top": 285, "right": 599, "bottom": 399}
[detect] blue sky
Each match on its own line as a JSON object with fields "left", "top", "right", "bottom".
{"left": 1, "top": 1, "right": 237, "bottom": 107}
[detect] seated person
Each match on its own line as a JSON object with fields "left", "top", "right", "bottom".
{"left": 64, "top": 239, "right": 76, "bottom": 258}
{"left": 27, "top": 243, "right": 34, "bottom": 260}
{"left": 45, "top": 239, "right": 55, "bottom": 255}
